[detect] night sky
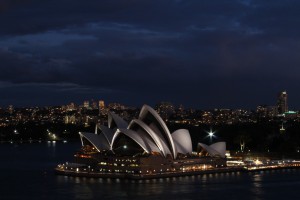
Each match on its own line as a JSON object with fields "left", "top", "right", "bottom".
{"left": 0, "top": 0, "right": 300, "bottom": 109}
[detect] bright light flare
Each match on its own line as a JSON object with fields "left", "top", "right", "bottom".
{"left": 206, "top": 128, "right": 216, "bottom": 143}
{"left": 207, "top": 128, "right": 215, "bottom": 138}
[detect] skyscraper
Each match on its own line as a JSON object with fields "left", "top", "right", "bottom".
{"left": 99, "top": 100, "right": 105, "bottom": 110}
{"left": 83, "top": 100, "right": 90, "bottom": 109}
{"left": 98, "top": 100, "right": 105, "bottom": 115}
{"left": 277, "top": 91, "right": 288, "bottom": 114}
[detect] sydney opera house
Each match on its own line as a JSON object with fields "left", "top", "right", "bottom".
{"left": 56, "top": 105, "right": 227, "bottom": 178}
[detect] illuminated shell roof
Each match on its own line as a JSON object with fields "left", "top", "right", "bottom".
{"left": 128, "top": 119, "right": 171, "bottom": 157}
{"left": 99, "top": 125, "right": 115, "bottom": 147}
{"left": 108, "top": 111, "right": 128, "bottom": 129}
{"left": 172, "top": 129, "right": 193, "bottom": 155}
{"left": 197, "top": 142, "right": 226, "bottom": 158}
{"left": 79, "top": 105, "right": 193, "bottom": 159}
{"left": 79, "top": 132, "right": 110, "bottom": 151}
{"left": 112, "top": 128, "right": 161, "bottom": 154}
{"left": 139, "top": 105, "right": 177, "bottom": 158}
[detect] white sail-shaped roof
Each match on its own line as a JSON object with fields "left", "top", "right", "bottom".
{"left": 99, "top": 125, "right": 115, "bottom": 147}
{"left": 128, "top": 119, "right": 171, "bottom": 157}
{"left": 111, "top": 129, "right": 160, "bottom": 154}
{"left": 172, "top": 129, "right": 192, "bottom": 155}
{"left": 198, "top": 142, "right": 226, "bottom": 158}
{"left": 79, "top": 132, "right": 110, "bottom": 152}
{"left": 139, "top": 105, "right": 177, "bottom": 158}
{"left": 79, "top": 105, "right": 194, "bottom": 159}
{"left": 108, "top": 112, "right": 128, "bottom": 129}
{"left": 209, "top": 142, "right": 226, "bottom": 158}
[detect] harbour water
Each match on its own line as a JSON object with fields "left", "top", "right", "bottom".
{"left": 1, "top": 141, "right": 300, "bottom": 200}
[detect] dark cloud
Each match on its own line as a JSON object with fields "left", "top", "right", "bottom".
{"left": 0, "top": 0, "right": 300, "bottom": 109}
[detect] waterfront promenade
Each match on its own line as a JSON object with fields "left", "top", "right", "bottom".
{"left": 55, "top": 160, "right": 300, "bottom": 180}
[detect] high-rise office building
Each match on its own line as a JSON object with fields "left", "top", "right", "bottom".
{"left": 91, "top": 100, "right": 98, "bottom": 110}
{"left": 67, "top": 102, "right": 76, "bottom": 111}
{"left": 277, "top": 91, "right": 288, "bottom": 114}
{"left": 99, "top": 100, "right": 105, "bottom": 110}
{"left": 8, "top": 105, "right": 14, "bottom": 114}
{"left": 98, "top": 100, "right": 106, "bottom": 115}
{"left": 83, "top": 100, "right": 90, "bottom": 109}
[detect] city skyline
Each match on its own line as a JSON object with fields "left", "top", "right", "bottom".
{"left": 0, "top": 90, "right": 295, "bottom": 112}
{"left": 1, "top": 1, "right": 300, "bottom": 108}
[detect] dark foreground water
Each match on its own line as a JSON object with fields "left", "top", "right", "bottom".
{"left": 1, "top": 142, "right": 300, "bottom": 200}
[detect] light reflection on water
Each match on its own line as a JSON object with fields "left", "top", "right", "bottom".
{"left": 1, "top": 142, "right": 300, "bottom": 199}
{"left": 54, "top": 171, "right": 245, "bottom": 198}
{"left": 53, "top": 173, "right": 242, "bottom": 199}
{"left": 53, "top": 169, "right": 300, "bottom": 199}
{"left": 251, "top": 173, "right": 264, "bottom": 200}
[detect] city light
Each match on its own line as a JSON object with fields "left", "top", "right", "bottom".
{"left": 207, "top": 128, "right": 216, "bottom": 143}
{"left": 114, "top": 145, "right": 128, "bottom": 151}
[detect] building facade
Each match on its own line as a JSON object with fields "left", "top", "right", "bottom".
{"left": 277, "top": 91, "right": 288, "bottom": 114}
